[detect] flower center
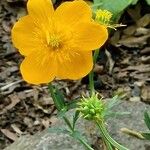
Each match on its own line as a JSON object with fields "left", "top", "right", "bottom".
{"left": 47, "top": 34, "right": 61, "bottom": 49}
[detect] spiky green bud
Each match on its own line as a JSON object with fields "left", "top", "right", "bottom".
{"left": 77, "top": 93, "right": 105, "bottom": 121}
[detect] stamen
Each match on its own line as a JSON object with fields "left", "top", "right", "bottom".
{"left": 46, "top": 32, "right": 61, "bottom": 49}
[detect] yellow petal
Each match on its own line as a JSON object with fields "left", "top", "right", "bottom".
{"left": 27, "top": 0, "right": 54, "bottom": 22}
{"left": 73, "top": 22, "right": 108, "bottom": 50}
{"left": 57, "top": 51, "right": 93, "bottom": 80}
{"left": 20, "top": 50, "right": 57, "bottom": 84}
{"left": 54, "top": 1, "right": 92, "bottom": 27}
{"left": 12, "top": 15, "right": 44, "bottom": 56}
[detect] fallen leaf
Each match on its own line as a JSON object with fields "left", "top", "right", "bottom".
{"left": 0, "top": 94, "right": 21, "bottom": 114}
{"left": 135, "top": 27, "right": 150, "bottom": 36}
{"left": 42, "top": 119, "right": 50, "bottom": 128}
{"left": 130, "top": 97, "right": 141, "bottom": 102}
{"left": 140, "top": 47, "right": 150, "bottom": 55}
{"left": 123, "top": 64, "right": 150, "bottom": 73}
{"left": 11, "top": 124, "right": 23, "bottom": 135}
{"left": 1, "top": 129, "right": 18, "bottom": 141}
{"left": 93, "top": 64, "right": 104, "bottom": 74}
{"left": 141, "top": 86, "right": 150, "bottom": 103}
{"left": 123, "top": 25, "right": 136, "bottom": 36}
{"left": 137, "top": 14, "right": 150, "bottom": 27}
{"left": 117, "top": 35, "right": 150, "bottom": 48}
{"left": 141, "top": 56, "right": 150, "bottom": 64}
{"left": 105, "top": 49, "right": 115, "bottom": 74}
{"left": 23, "top": 117, "right": 33, "bottom": 128}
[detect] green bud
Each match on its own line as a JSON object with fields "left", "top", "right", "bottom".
{"left": 77, "top": 93, "right": 105, "bottom": 121}
{"left": 94, "top": 9, "right": 126, "bottom": 30}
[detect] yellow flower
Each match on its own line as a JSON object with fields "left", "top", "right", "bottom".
{"left": 12, "top": 0, "right": 108, "bottom": 84}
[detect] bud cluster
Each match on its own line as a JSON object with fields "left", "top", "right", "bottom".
{"left": 77, "top": 94, "right": 105, "bottom": 121}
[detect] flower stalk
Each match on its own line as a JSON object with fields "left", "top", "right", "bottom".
{"left": 48, "top": 83, "right": 94, "bottom": 150}
{"left": 48, "top": 83, "right": 66, "bottom": 111}
{"left": 77, "top": 93, "right": 129, "bottom": 150}
{"left": 89, "top": 49, "right": 100, "bottom": 96}
{"left": 96, "top": 121, "right": 129, "bottom": 150}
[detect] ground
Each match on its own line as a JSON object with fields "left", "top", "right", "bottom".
{"left": 0, "top": 0, "right": 150, "bottom": 149}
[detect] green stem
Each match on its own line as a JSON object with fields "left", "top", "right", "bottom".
{"left": 93, "top": 49, "right": 100, "bottom": 64}
{"left": 48, "top": 83, "right": 60, "bottom": 110}
{"left": 48, "top": 83, "right": 93, "bottom": 150}
{"left": 89, "top": 71, "right": 94, "bottom": 96}
{"left": 96, "top": 121, "right": 129, "bottom": 150}
{"left": 89, "top": 49, "right": 100, "bottom": 96}
{"left": 78, "top": 138, "right": 94, "bottom": 150}
{"left": 63, "top": 116, "right": 74, "bottom": 131}
{"left": 63, "top": 116, "right": 94, "bottom": 150}
{"left": 103, "top": 137, "right": 114, "bottom": 150}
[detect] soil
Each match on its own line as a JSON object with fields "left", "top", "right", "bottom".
{"left": 0, "top": 0, "right": 150, "bottom": 149}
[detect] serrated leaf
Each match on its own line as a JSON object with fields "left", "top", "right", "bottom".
{"left": 142, "top": 133, "right": 150, "bottom": 140}
{"left": 72, "top": 130, "right": 82, "bottom": 139}
{"left": 57, "top": 108, "right": 67, "bottom": 118}
{"left": 104, "top": 111, "right": 130, "bottom": 119}
{"left": 48, "top": 127, "right": 70, "bottom": 134}
{"left": 71, "top": 130, "right": 88, "bottom": 142}
{"left": 67, "top": 99, "right": 79, "bottom": 110}
{"left": 73, "top": 111, "right": 80, "bottom": 129}
{"left": 71, "top": 130, "right": 94, "bottom": 150}
{"left": 48, "top": 84, "right": 66, "bottom": 111}
{"left": 54, "top": 87, "right": 66, "bottom": 109}
{"left": 105, "top": 95, "right": 121, "bottom": 110}
{"left": 144, "top": 111, "right": 150, "bottom": 130}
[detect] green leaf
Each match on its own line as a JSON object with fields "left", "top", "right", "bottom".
{"left": 142, "top": 133, "right": 150, "bottom": 140}
{"left": 97, "top": 122, "right": 129, "bottom": 150}
{"left": 72, "top": 130, "right": 94, "bottom": 150}
{"left": 93, "top": 0, "right": 132, "bottom": 19}
{"left": 69, "top": 129, "right": 94, "bottom": 150}
{"left": 144, "top": 111, "right": 150, "bottom": 130}
{"left": 63, "top": 116, "right": 74, "bottom": 131}
{"left": 73, "top": 111, "right": 80, "bottom": 129}
{"left": 105, "top": 95, "right": 121, "bottom": 110}
{"left": 57, "top": 108, "right": 67, "bottom": 118}
{"left": 54, "top": 87, "right": 66, "bottom": 108}
{"left": 146, "top": 0, "right": 150, "bottom": 5}
{"left": 48, "top": 127, "right": 70, "bottom": 134}
{"left": 67, "top": 99, "right": 79, "bottom": 110}
{"left": 103, "top": 95, "right": 130, "bottom": 119}
{"left": 131, "top": 0, "right": 139, "bottom": 5}
{"left": 48, "top": 84, "right": 66, "bottom": 111}
{"left": 71, "top": 130, "right": 83, "bottom": 139}
{"left": 104, "top": 111, "right": 130, "bottom": 119}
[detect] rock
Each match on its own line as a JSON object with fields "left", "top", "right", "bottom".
{"left": 4, "top": 131, "right": 84, "bottom": 150}
{"left": 5, "top": 101, "right": 150, "bottom": 150}
{"left": 141, "top": 85, "right": 150, "bottom": 103}
{"left": 4, "top": 110, "right": 97, "bottom": 150}
{"left": 107, "top": 101, "right": 150, "bottom": 150}
{"left": 129, "top": 96, "right": 141, "bottom": 102}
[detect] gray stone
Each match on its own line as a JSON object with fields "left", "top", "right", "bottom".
{"left": 5, "top": 101, "right": 150, "bottom": 150}
{"left": 4, "top": 131, "right": 84, "bottom": 150}
{"left": 4, "top": 111, "right": 97, "bottom": 150}
{"left": 108, "top": 101, "right": 150, "bottom": 150}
